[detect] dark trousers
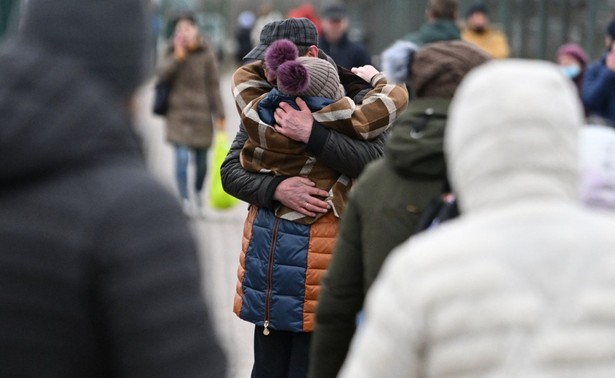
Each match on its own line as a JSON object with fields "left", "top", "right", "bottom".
{"left": 251, "top": 325, "right": 311, "bottom": 378}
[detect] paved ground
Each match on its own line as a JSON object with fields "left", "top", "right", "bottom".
{"left": 134, "top": 66, "right": 254, "bottom": 378}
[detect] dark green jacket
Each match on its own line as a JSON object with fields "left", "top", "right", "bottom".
{"left": 404, "top": 19, "right": 461, "bottom": 46}
{"left": 309, "top": 98, "right": 450, "bottom": 378}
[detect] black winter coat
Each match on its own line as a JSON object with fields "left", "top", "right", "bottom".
{"left": 0, "top": 41, "right": 226, "bottom": 378}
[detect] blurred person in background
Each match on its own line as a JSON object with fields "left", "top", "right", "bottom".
{"left": 0, "top": 0, "right": 227, "bottom": 376}
{"left": 461, "top": 2, "right": 510, "bottom": 59}
{"left": 251, "top": 2, "right": 283, "bottom": 50}
{"left": 235, "top": 10, "right": 255, "bottom": 65}
{"left": 287, "top": 2, "right": 322, "bottom": 35}
{"left": 318, "top": 4, "right": 371, "bottom": 69}
{"left": 556, "top": 43, "right": 589, "bottom": 115}
{"left": 403, "top": 0, "right": 460, "bottom": 46}
{"left": 308, "top": 40, "right": 490, "bottom": 378}
{"left": 339, "top": 59, "right": 615, "bottom": 378}
{"left": 156, "top": 13, "right": 226, "bottom": 217}
{"left": 582, "top": 40, "right": 615, "bottom": 127}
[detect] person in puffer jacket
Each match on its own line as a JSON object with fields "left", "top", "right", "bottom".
{"left": 223, "top": 17, "right": 407, "bottom": 378}
{"left": 340, "top": 60, "right": 615, "bottom": 377}
{"left": 238, "top": 39, "right": 407, "bottom": 225}
{"left": 0, "top": 0, "right": 227, "bottom": 377}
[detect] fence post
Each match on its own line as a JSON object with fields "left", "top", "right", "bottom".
{"left": 537, "top": 0, "right": 548, "bottom": 59}
{"left": 585, "top": 0, "right": 598, "bottom": 58}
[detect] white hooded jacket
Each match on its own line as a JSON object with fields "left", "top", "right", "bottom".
{"left": 339, "top": 60, "right": 615, "bottom": 378}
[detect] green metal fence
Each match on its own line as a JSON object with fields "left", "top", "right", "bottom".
{"left": 3, "top": 0, "right": 614, "bottom": 62}
{"left": 357, "top": 0, "right": 615, "bottom": 62}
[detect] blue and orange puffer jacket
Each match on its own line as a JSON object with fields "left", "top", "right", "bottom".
{"left": 234, "top": 205, "right": 338, "bottom": 333}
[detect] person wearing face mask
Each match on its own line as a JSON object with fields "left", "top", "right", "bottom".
{"left": 461, "top": 3, "right": 510, "bottom": 59}
{"left": 557, "top": 43, "right": 589, "bottom": 116}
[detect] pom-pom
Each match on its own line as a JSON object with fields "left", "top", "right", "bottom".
{"left": 276, "top": 60, "right": 310, "bottom": 96}
{"left": 265, "top": 39, "right": 299, "bottom": 73}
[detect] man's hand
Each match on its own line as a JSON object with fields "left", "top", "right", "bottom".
{"left": 174, "top": 34, "right": 187, "bottom": 59}
{"left": 274, "top": 98, "right": 313, "bottom": 143}
{"left": 273, "top": 177, "right": 330, "bottom": 217}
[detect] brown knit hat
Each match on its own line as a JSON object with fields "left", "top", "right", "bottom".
{"left": 411, "top": 40, "right": 491, "bottom": 98}
{"left": 277, "top": 56, "right": 344, "bottom": 99}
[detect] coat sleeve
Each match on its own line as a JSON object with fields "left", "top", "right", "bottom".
{"left": 309, "top": 193, "right": 367, "bottom": 378}
{"left": 220, "top": 123, "right": 285, "bottom": 209}
{"left": 93, "top": 176, "right": 227, "bottom": 377}
{"left": 307, "top": 124, "right": 389, "bottom": 179}
{"left": 338, "top": 246, "right": 423, "bottom": 378}
{"left": 221, "top": 121, "right": 387, "bottom": 207}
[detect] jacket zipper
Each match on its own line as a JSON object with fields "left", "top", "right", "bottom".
{"left": 263, "top": 217, "right": 280, "bottom": 336}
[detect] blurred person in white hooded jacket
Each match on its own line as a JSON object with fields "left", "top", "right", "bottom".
{"left": 339, "top": 59, "right": 615, "bottom": 377}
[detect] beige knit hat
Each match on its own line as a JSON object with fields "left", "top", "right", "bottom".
{"left": 411, "top": 40, "right": 491, "bottom": 98}
{"left": 277, "top": 56, "right": 345, "bottom": 100}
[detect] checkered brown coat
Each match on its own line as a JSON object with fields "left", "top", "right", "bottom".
{"left": 232, "top": 61, "right": 409, "bottom": 224}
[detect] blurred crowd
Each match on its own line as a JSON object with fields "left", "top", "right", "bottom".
{"left": 3, "top": 0, "right": 615, "bottom": 378}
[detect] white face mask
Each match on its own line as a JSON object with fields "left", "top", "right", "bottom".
{"left": 560, "top": 64, "right": 581, "bottom": 79}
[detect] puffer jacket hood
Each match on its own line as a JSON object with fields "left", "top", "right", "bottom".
{"left": 446, "top": 60, "right": 583, "bottom": 213}
{"left": 385, "top": 97, "right": 449, "bottom": 179}
{"left": 0, "top": 41, "right": 141, "bottom": 185}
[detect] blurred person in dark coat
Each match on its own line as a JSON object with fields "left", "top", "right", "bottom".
{"left": 318, "top": 4, "right": 371, "bottom": 69}
{"left": 235, "top": 10, "right": 255, "bottom": 65}
{"left": 582, "top": 40, "right": 615, "bottom": 126}
{"left": 0, "top": 0, "right": 227, "bottom": 376}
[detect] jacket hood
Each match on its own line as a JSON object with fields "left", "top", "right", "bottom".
{"left": 0, "top": 41, "right": 142, "bottom": 185}
{"left": 385, "top": 98, "right": 449, "bottom": 179}
{"left": 446, "top": 60, "right": 583, "bottom": 213}
{"left": 415, "top": 20, "right": 461, "bottom": 45}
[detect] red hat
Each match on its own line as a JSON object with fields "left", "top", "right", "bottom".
{"left": 557, "top": 43, "right": 589, "bottom": 68}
